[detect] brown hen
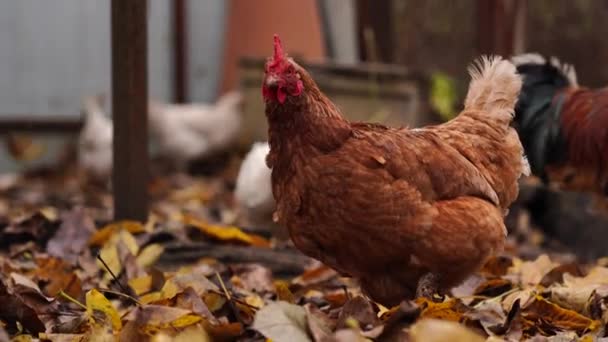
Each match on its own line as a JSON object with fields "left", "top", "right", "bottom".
{"left": 263, "top": 35, "right": 529, "bottom": 306}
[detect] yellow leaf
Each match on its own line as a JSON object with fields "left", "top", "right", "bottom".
{"left": 39, "top": 206, "right": 58, "bottom": 221}
{"left": 140, "top": 291, "right": 164, "bottom": 305}
{"left": 89, "top": 221, "right": 145, "bottom": 246}
{"left": 274, "top": 280, "right": 295, "bottom": 303}
{"left": 136, "top": 244, "right": 164, "bottom": 269}
{"left": 203, "top": 292, "right": 227, "bottom": 312}
{"left": 129, "top": 275, "right": 153, "bottom": 296}
{"left": 12, "top": 335, "right": 34, "bottom": 342}
{"left": 182, "top": 215, "right": 270, "bottom": 247}
{"left": 245, "top": 294, "right": 265, "bottom": 309}
{"left": 167, "top": 315, "right": 202, "bottom": 329}
{"left": 97, "top": 229, "right": 140, "bottom": 282}
{"left": 86, "top": 289, "right": 122, "bottom": 332}
{"left": 415, "top": 297, "right": 466, "bottom": 322}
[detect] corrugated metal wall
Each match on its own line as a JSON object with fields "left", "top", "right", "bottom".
{"left": 0, "top": 0, "right": 226, "bottom": 171}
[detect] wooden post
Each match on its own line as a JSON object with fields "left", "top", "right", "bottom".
{"left": 356, "top": 0, "right": 394, "bottom": 63}
{"left": 476, "top": 0, "right": 527, "bottom": 56}
{"left": 111, "top": 0, "right": 149, "bottom": 221}
{"left": 172, "top": 0, "right": 189, "bottom": 103}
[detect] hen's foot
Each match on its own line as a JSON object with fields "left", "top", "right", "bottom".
{"left": 416, "top": 273, "right": 442, "bottom": 301}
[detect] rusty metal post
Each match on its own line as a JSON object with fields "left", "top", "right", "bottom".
{"left": 172, "top": 0, "right": 189, "bottom": 103}
{"left": 111, "top": 0, "right": 149, "bottom": 221}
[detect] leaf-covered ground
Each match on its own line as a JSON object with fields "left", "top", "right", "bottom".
{"left": 0, "top": 164, "right": 607, "bottom": 342}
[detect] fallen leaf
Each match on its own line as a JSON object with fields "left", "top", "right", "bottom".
{"left": 230, "top": 264, "right": 273, "bottom": 293}
{"left": 253, "top": 301, "right": 311, "bottom": 342}
{"left": 0, "top": 278, "right": 45, "bottom": 334}
{"left": 89, "top": 221, "right": 145, "bottom": 247}
{"left": 150, "top": 324, "right": 210, "bottom": 342}
{"left": 124, "top": 305, "right": 202, "bottom": 334}
{"left": 415, "top": 297, "right": 468, "bottom": 322}
{"left": 85, "top": 289, "right": 122, "bottom": 332}
{"left": 1, "top": 212, "right": 59, "bottom": 248}
{"left": 34, "top": 256, "right": 82, "bottom": 298}
{"left": 408, "top": 319, "right": 485, "bottom": 342}
{"left": 292, "top": 265, "right": 338, "bottom": 287}
{"left": 161, "top": 272, "right": 218, "bottom": 300}
{"left": 183, "top": 215, "right": 270, "bottom": 247}
{"left": 522, "top": 295, "right": 600, "bottom": 335}
{"left": 47, "top": 208, "right": 96, "bottom": 264}
{"left": 136, "top": 243, "right": 164, "bottom": 269}
{"left": 336, "top": 296, "right": 379, "bottom": 330}
{"left": 274, "top": 280, "right": 295, "bottom": 303}
{"left": 508, "top": 255, "right": 557, "bottom": 287}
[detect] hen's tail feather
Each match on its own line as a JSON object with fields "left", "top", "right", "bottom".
{"left": 464, "top": 56, "right": 522, "bottom": 121}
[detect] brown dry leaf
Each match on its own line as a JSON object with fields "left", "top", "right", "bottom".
{"left": 33, "top": 256, "right": 82, "bottom": 298}
{"left": 473, "top": 278, "right": 513, "bottom": 297}
{"left": 47, "top": 208, "right": 96, "bottom": 264}
{"left": 203, "top": 322, "right": 244, "bottom": 341}
{"left": 408, "top": 319, "right": 485, "bottom": 342}
{"left": 539, "top": 263, "right": 584, "bottom": 287}
{"left": 2, "top": 212, "right": 59, "bottom": 248}
{"left": 0, "top": 277, "right": 46, "bottom": 334}
{"left": 230, "top": 264, "right": 273, "bottom": 293}
{"left": 522, "top": 295, "right": 600, "bottom": 335}
{"left": 85, "top": 289, "right": 122, "bottom": 332}
{"left": 183, "top": 215, "right": 270, "bottom": 247}
{"left": 415, "top": 297, "right": 467, "bottom": 322}
{"left": 292, "top": 265, "right": 338, "bottom": 287}
{"left": 174, "top": 287, "right": 218, "bottom": 324}
{"left": 336, "top": 295, "right": 379, "bottom": 330}
{"left": 88, "top": 221, "right": 145, "bottom": 247}
{"left": 481, "top": 256, "right": 514, "bottom": 277}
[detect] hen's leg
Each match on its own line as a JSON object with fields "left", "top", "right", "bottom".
{"left": 416, "top": 272, "right": 441, "bottom": 299}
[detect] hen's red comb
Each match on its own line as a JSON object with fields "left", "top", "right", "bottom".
{"left": 273, "top": 34, "right": 284, "bottom": 61}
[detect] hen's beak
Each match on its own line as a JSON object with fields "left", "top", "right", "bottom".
{"left": 265, "top": 75, "right": 279, "bottom": 89}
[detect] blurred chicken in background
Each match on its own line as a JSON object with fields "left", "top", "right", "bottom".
{"left": 234, "top": 141, "right": 275, "bottom": 228}
{"left": 149, "top": 91, "right": 244, "bottom": 171}
{"left": 77, "top": 95, "right": 113, "bottom": 182}
{"left": 513, "top": 54, "right": 608, "bottom": 211}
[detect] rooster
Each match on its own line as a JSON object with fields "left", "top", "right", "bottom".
{"left": 263, "top": 35, "right": 529, "bottom": 306}
{"left": 512, "top": 54, "right": 608, "bottom": 204}
{"left": 148, "top": 91, "right": 244, "bottom": 171}
{"left": 77, "top": 95, "right": 113, "bottom": 181}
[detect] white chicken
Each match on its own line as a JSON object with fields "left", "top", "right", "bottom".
{"left": 234, "top": 141, "right": 275, "bottom": 228}
{"left": 149, "top": 91, "right": 243, "bottom": 170}
{"left": 78, "top": 95, "right": 113, "bottom": 181}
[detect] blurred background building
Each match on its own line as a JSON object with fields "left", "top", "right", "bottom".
{"left": 0, "top": 0, "right": 606, "bottom": 171}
